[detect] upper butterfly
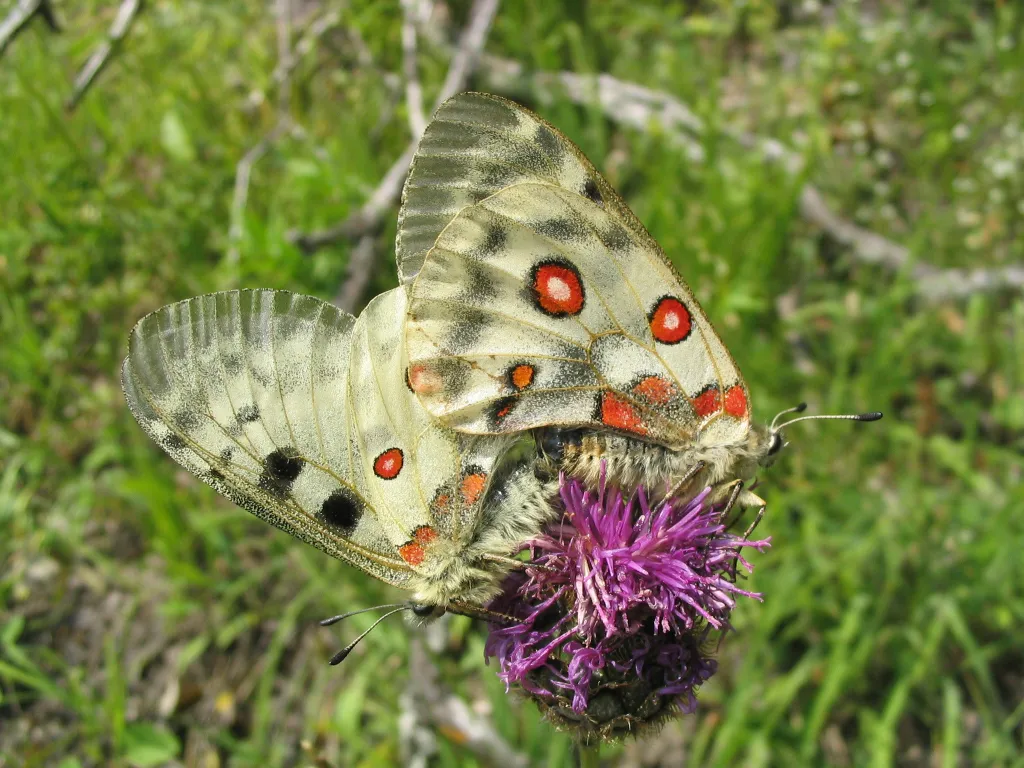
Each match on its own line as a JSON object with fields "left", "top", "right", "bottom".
{"left": 122, "top": 287, "right": 553, "bottom": 610}
{"left": 399, "top": 92, "right": 880, "bottom": 509}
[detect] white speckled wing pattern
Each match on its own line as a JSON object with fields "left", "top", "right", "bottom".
{"left": 122, "top": 288, "right": 514, "bottom": 590}
{"left": 402, "top": 94, "right": 752, "bottom": 450}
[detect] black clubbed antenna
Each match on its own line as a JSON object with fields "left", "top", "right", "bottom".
{"left": 327, "top": 606, "right": 410, "bottom": 665}
{"left": 319, "top": 603, "right": 406, "bottom": 627}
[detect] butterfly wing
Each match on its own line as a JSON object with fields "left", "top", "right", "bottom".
{"left": 123, "top": 288, "right": 514, "bottom": 591}
{"left": 396, "top": 92, "right": 649, "bottom": 285}
{"left": 402, "top": 95, "right": 750, "bottom": 450}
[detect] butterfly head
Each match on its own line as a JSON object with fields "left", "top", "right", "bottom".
{"left": 759, "top": 402, "right": 883, "bottom": 468}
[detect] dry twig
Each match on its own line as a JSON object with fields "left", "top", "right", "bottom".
{"left": 66, "top": 0, "right": 142, "bottom": 112}
{"left": 0, "top": 0, "right": 59, "bottom": 60}
{"left": 400, "top": 0, "right": 427, "bottom": 138}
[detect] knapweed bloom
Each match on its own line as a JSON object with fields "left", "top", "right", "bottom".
{"left": 485, "top": 473, "right": 770, "bottom": 741}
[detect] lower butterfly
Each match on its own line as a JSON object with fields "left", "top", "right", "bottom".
{"left": 122, "top": 287, "right": 554, "bottom": 621}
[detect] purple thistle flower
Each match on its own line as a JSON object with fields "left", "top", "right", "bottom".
{"left": 485, "top": 472, "right": 770, "bottom": 740}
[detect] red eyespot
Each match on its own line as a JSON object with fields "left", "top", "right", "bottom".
{"left": 692, "top": 385, "right": 721, "bottom": 418}
{"left": 724, "top": 385, "right": 748, "bottom": 418}
{"left": 531, "top": 261, "right": 585, "bottom": 317}
{"left": 649, "top": 296, "right": 692, "bottom": 344}
{"left": 373, "top": 448, "right": 404, "bottom": 479}
{"left": 599, "top": 392, "right": 648, "bottom": 436}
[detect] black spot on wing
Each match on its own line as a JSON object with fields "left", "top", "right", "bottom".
{"left": 237, "top": 404, "right": 260, "bottom": 424}
{"left": 259, "top": 447, "right": 304, "bottom": 495}
{"left": 490, "top": 395, "right": 518, "bottom": 428}
{"left": 582, "top": 178, "right": 604, "bottom": 206}
{"left": 162, "top": 433, "right": 186, "bottom": 451}
{"left": 481, "top": 161, "right": 518, "bottom": 191}
{"left": 173, "top": 408, "right": 200, "bottom": 431}
{"left": 479, "top": 225, "right": 508, "bottom": 256}
{"left": 598, "top": 222, "right": 631, "bottom": 252}
{"left": 456, "top": 260, "right": 498, "bottom": 304}
{"left": 318, "top": 489, "right": 362, "bottom": 536}
{"left": 534, "top": 217, "right": 586, "bottom": 243}
{"left": 220, "top": 447, "right": 233, "bottom": 462}
{"left": 534, "top": 124, "right": 564, "bottom": 163}
{"left": 441, "top": 306, "right": 491, "bottom": 354}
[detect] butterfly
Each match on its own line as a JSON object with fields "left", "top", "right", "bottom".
{"left": 398, "top": 92, "right": 881, "bottom": 513}
{"left": 122, "top": 286, "right": 554, "bottom": 617}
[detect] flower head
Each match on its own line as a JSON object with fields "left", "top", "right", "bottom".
{"left": 485, "top": 473, "right": 770, "bottom": 741}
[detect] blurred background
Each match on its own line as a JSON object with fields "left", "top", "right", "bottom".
{"left": 1, "top": 1, "right": 1022, "bottom": 766}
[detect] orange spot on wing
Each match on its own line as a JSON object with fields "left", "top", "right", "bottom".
{"left": 600, "top": 392, "right": 648, "bottom": 436}
{"left": 632, "top": 375, "right": 677, "bottom": 406}
{"left": 399, "top": 541, "right": 426, "bottom": 566}
{"left": 414, "top": 525, "right": 438, "bottom": 545}
{"left": 724, "top": 385, "right": 748, "bottom": 418}
{"left": 649, "top": 296, "right": 692, "bottom": 344}
{"left": 692, "top": 385, "right": 721, "bottom": 418}
{"left": 511, "top": 364, "right": 535, "bottom": 390}
{"left": 461, "top": 473, "right": 487, "bottom": 506}
{"left": 373, "top": 448, "right": 404, "bottom": 479}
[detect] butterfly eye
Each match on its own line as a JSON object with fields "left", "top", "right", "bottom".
{"left": 767, "top": 432, "right": 785, "bottom": 457}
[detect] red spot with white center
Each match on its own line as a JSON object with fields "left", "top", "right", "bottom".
{"left": 692, "top": 385, "right": 721, "bottom": 418}
{"left": 649, "top": 296, "right": 692, "bottom": 344}
{"left": 373, "top": 448, "right": 404, "bottom": 479}
{"left": 724, "top": 385, "right": 748, "bottom": 418}
{"left": 599, "top": 392, "right": 648, "bottom": 436}
{"left": 531, "top": 261, "right": 585, "bottom": 316}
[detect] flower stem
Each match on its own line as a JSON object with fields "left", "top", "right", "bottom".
{"left": 576, "top": 742, "right": 600, "bottom": 768}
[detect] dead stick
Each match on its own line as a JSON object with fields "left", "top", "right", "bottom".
{"left": 66, "top": 0, "right": 142, "bottom": 112}
{"left": 0, "top": 0, "right": 59, "bottom": 60}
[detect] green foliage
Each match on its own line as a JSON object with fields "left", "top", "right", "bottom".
{"left": 1, "top": 0, "right": 1021, "bottom": 765}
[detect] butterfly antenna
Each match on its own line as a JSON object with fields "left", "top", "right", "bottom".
{"left": 327, "top": 606, "right": 410, "bottom": 665}
{"left": 319, "top": 603, "right": 407, "bottom": 627}
{"left": 775, "top": 411, "right": 883, "bottom": 431}
{"left": 770, "top": 402, "right": 807, "bottom": 430}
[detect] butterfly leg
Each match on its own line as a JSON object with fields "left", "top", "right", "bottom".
{"left": 446, "top": 600, "right": 519, "bottom": 626}
{"left": 667, "top": 460, "right": 706, "bottom": 499}
{"left": 728, "top": 504, "right": 766, "bottom": 584}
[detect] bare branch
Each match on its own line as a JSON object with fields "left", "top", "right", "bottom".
{"left": 288, "top": 0, "right": 501, "bottom": 262}
{"left": 404, "top": 640, "right": 529, "bottom": 768}
{"left": 0, "top": 0, "right": 59, "bottom": 60}
{"left": 65, "top": 0, "right": 142, "bottom": 112}
{"left": 400, "top": 0, "right": 427, "bottom": 138}
{"left": 475, "top": 59, "right": 1024, "bottom": 302}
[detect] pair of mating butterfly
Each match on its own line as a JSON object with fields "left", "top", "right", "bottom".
{"left": 123, "top": 93, "right": 880, "bottom": 635}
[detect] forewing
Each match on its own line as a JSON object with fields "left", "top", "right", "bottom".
{"left": 406, "top": 182, "right": 752, "bottom": 448}
{"left": 396, "top": 91, "right": 650, "bottom": 284}
{"left": 122, "top": 290, "right": 413, "bottom": 587}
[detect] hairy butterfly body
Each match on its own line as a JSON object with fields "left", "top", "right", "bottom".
{"left": 122, "top": 287, "right": 554, "bottom": 609}
{"left": 400, "top": 93, "right": 879, "bottom": 508}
